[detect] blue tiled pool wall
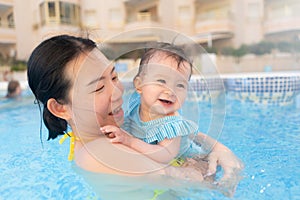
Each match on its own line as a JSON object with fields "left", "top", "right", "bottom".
{"left": 188, "top": 75, "right": 300, "bottom": 105}
{"left": 224, "top": 76, "right": 300, "bottom": 105}
{"left": 224, "top": 76, "right": 300, "bottom": 93}
{"left": 188, "top": 78, "right": 224, "bottom": 102}
{"left": 122, "top": 75, "right": 300, "bottom": 105}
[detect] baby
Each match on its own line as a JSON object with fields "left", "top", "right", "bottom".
{"left": 102, "top": 42, "right": 210, "bottom": 181}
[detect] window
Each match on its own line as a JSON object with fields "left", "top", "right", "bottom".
{"left": 178, "top": 6, "right": 190, "bottom": 21}
{"left": 267, "top": 3, "right": 292, "bottom": 19}
{"left": 109, "top": 8, "right": 122, "bottom": 23}
{"left": 197, "top": 4, "right": 229, "bottom": 21}
{"left": 60, "top": 2, "right": 80, "bottom": 25}
{"left": 40, "top": 3, "right": 46, "bottom": 25}
{"left": 7, "top": 13, "right": 14, "bottom": 28}
{"left": 109, "top": 8, "right": 122, "bottom": 28}
{"left": 48, "top": 2, "right": 56, "bottom": 17}
{"left": 60, "top": 2, "right": 71, "bottom": 24}
{"left": 39, "top": 1, "right": 80, "bottom": 26}
{"left": 247, "top": 2, "right": 261, "bottom": 19}
{"left": 284, "top": 5, "right": 292, "bottom": 17}
{"left": 84, "top": 10, "right": 97, "bottom": 27}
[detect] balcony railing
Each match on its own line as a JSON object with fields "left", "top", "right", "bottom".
{"left": 195, "top": 19, "right": 234, "bottom": 35}
{"left": 0, "top": 0, "right": 14, "bottom": 5}
{"left": 0, "top": 22, "right": 14, "bottom": 28}
{"left": 0, "top": 27, "right": 16, "bottom": 43}
{"left": 264, "top": 16, "right": 300, "bottom": 35}
{"left": 125, "top": 12, "right": 161, "bottom": 30}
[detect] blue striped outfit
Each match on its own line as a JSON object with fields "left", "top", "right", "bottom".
{"left": 122, "top": 92, "right": 204, "bottom": 157}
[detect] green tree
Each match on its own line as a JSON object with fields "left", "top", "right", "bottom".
{"left": 11, "top": 60, "right": 27, "bottom": 71}
{"left": 220, "top": 45, "right": 248, "bottom": 63}
{"left": 249, "top": 41, "right": 274, "bottom": 55}
{"left": 220, "top": 46, "right": 234, "bottom": 56}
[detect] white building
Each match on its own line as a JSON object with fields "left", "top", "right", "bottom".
{"left": 0, "top": 0, "right": 299, "bottom": 61}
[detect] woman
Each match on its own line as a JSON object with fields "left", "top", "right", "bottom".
{"left": 27, "top": 35, "right": 242, "bottom": 197}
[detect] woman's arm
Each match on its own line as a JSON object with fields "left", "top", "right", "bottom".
{"left": 195, "top": 132, "right": 244, "bottom": 181}
{"left": 100, "top": 125, "right": 181, "bottom": 164}
{"left": 74, "top": 137, "right": 166, "bottom": 174}
{"left": 74, "top": 136, "right": 202, "bottom": 181}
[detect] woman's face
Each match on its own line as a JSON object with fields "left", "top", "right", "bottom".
{"left": 66, "top": 48, "right": 124, "bottom": 138}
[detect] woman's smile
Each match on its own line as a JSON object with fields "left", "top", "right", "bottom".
{"left": 108, "top": 104, "right": 124, "bottom": 125}
{"left": 109, "top": 106, "right": 124, "bottom": 117}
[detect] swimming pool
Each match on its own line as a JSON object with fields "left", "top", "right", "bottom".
{"left": 0, "top": 75, "right": 299, "bottom": 200}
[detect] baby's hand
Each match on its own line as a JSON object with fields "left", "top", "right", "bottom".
{"left": 100, "top": 125, "right": 132, "bottom": 146}
{"left": 100, "top": 126, "right": 117, "bottom": 138}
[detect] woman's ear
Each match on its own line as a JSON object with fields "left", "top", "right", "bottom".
{"left": 47, "top": 98, "right": 71, "bottom": 120}
{"left": 133, "top": 77, "right": 142, "bottom": 94}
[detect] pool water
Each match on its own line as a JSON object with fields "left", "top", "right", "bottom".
{"left": 0, "top": 92, "right": 299, "bottom": 199}
{"left": 0, "top": 95, "right": 98, "bottom": 199}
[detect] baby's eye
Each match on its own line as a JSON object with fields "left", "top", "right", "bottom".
{"left": 157, "top": 79, "right": 166, "bottom": 84}
{"left": 177, "top": 83, "right": 186, "bottom": 89}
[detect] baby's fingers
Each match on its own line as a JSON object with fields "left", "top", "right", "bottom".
{"left": 100, "top": 126, "right": 116, "bottom": 138}
{"left": 100, "top": 125, "right": 117, "bottom": 133}
{"left": 110, "top": 136, "right": 122, "bottom": 143}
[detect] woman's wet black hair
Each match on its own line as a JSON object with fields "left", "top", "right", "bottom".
{"left": 27, "top": 35, "right": 96, "bottom": 140}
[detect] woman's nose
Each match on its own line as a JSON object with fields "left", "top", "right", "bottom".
{"left": 111, "top": 81, "right": 124, "bottom": 102}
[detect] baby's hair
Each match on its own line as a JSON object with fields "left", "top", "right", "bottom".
{"left": 136, "top": 42, "right": 193, "bottom": 79}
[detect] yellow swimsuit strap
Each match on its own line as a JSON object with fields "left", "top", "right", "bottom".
{"left": 59, "top": 132, "right": 78, "bottom": 161}
{"left": 151, "top": 190, "right": 165, "bottom": 200}
{"left": 170, "top": 157, "right": 185, "bottom": 167}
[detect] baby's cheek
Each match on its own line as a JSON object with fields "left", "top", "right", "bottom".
{"left": 177, "top": 92, "right": 187, "bottom": 102}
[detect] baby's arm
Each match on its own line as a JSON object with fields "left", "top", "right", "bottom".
{"left": 100, "top": 125, "right": 181, "bottom": 164}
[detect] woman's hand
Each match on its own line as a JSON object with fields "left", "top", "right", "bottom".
{"left": 206, "top": 142, "right": 244, "bottom": 179}
{"left": 194, "top": 132, "right": 244, "bottom": 196}
{"left": 205, "top": 141, "right": 244, "bottom": 197}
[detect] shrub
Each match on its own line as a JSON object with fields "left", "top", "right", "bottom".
{"left": 249, "top": 41, "right": 274, "bottom": 55}
{"left": 11, "top": 60, "right": 27, "bottom": 71}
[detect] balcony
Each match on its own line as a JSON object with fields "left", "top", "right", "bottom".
{"left": 194, "top": 19, "right": 234, "bottom": 44}
{"left": 0, "top": 1, "right": 15, "bottom": 44}
{"left": 0, "top": 0, "right": 13, "bottom": 5}
{"left": 0, "top": 26, "right": 16, "bottom": 44}
{"left": 123, "top": 0, "right": 155, "bottom": 7}
{"left": 195, "top": 19, "right": 234, "bottom": 35}
{"left": 124, "top": 12, "right": 161, "bottom": 31}
{"left": 264, "top": 17, "right": 300, "bottom": 35}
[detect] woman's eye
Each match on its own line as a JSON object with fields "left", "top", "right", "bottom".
{"left": 157, "top": 79, "right": 166, "bottom": 84}
{"left": 94, "top": 85, "right": 104, "bottom": 93}
{"left": 112, "top": 75, "right": 119, "bottom": 81}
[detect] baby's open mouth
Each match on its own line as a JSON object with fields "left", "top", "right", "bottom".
{"left": 159, "top": 99, "right": 173, "bottom": 104}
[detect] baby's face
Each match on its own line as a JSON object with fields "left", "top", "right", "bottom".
{"left": 137, "top": 55, "right": 191, "bottom": 117}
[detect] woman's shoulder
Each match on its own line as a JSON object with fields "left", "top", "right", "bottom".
{"left": 74, "top": 138, "right": 163, "bottom": 174}
{"left": 74, "top": 138, "right": 120, "bottom": 173}
{"left": 74, "top": 139, "right": 106, "bottom": 172}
